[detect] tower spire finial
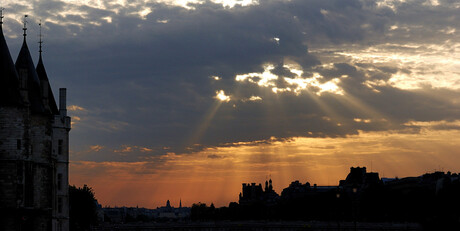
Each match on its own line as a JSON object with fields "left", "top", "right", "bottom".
{"left": 39, "top": 20, "right": 43, "bottom": 55}
{"left": 23, "top": 14, "right": 28, "bottom": 39}
{"left": 0, "top": 8, "right": 4, "bottom": 25}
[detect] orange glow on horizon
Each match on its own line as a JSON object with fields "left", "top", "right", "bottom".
{"left": 70, "top": 128, "right": 460, "bottom": 208}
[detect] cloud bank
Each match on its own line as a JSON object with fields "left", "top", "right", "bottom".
{"left": 1, "top": 0, "right": 459, "bottom": 163}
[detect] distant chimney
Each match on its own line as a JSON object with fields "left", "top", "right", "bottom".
{"left": 59, "top": 88, "right": 67, "bottom": 117}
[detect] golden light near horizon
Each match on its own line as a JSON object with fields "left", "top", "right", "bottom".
{"left": 70, "top": 127, "right": 460, "bottom": 208}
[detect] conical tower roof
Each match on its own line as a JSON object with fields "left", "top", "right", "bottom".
{"left": 36, "top": 53, "right": 58, "bottom": 114}
{"left": 0, "top": 22, "right": 22, "bottom": 106}
{"left": 15, "top": 29, "right": 44, "bottom": 114}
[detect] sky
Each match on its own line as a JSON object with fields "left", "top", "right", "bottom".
{"left": 1, "top": 0, "right": 460, "bottom": 208}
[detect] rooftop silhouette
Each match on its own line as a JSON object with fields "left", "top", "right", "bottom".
{"left": 188, "top": 166, "right": 460, "bottom": 230}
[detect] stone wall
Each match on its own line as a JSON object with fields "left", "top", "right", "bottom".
{"left": 0, "top": 107, "right": 25, "bottom": 210}
{"left": 0, "top": 106, "right": 69, "bottom": 231}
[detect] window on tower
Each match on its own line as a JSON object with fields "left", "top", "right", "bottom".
{"left": 57, "top": 173, "right": 62, "bottom": 191}
{"left": 58, "top": 197, "right": 63, "bottom": 213}
{"left": 58, "top": 139, "right": 63, "bottom": 155}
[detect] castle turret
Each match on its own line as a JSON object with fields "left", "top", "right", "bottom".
{"left": 36, "top": 24, "right": 58, "bottom": 115}
{"left": 1, "top": 14, "right": 70, "bottom": 231}
{"left": 15, "top": 15, "right": 45, "bottom": 114}
{"left": 0, "top": 11, "right": 28, "bottom": 214}
{"left": 0, "top": 13, "right": 22, "bottom": 106}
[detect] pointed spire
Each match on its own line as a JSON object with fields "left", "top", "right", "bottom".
{"left": 39, "top": 20, "right": 43, "bottom": 55}
{"left": 22, "top": 15, "right": 28, "bottom": 40}
{"left": 16, "top": 15, "right": 45, "bottom": 114}
{"left": 1, "top": 7, "right": 4, "bottom": 25}
{"left": 0, "top": 9, "right": 23, "bottom": 107}
{"left": 36, "top": 21, "right": 58, "bottom": 115}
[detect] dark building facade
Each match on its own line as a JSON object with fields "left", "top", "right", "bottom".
{"left": 0, "top": 15, "right": 70, "bottom": 231}
{"left": 239, "top": 179, "right": 279, "bottom": 205}
{"left": 339, "top": 166, "right": 382, "bottom": 194}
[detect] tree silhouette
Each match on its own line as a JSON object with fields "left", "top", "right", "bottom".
{"left": 69, "top": 184, "right": 99, "bottom": 231}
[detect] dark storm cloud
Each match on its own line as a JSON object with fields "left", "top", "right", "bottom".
{"left": 3, "top": 0, "right": 459, "bottom": 162}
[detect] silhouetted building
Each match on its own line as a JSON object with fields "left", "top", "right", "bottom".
{"left": 339, "top": 166, "right": 382, "bottom": 194}
{"left": 157, "top": 199, "right": 175, "bottom": 219}
{"left": 239, "top": 179, "right": 279, "bottom": 205}
{"left": 0, "top": 15, "right": 71, "bottom": 231}
{"left": 281, "top": 180, "right": 311, "bottom": 200}
{"left": 281, "top": 180, "right": 337, "bottom": 201}
{"left": 383, "top": 171, "right": 459, "bottom": 195}
{"left": 189, "top": 167, "right": 460, "bottom": 226}
{"left": 154, "top": 200, "right": 190, "bottom": 220}
{"left": 103, "top": 201, "right": 191, "bottom": 223}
